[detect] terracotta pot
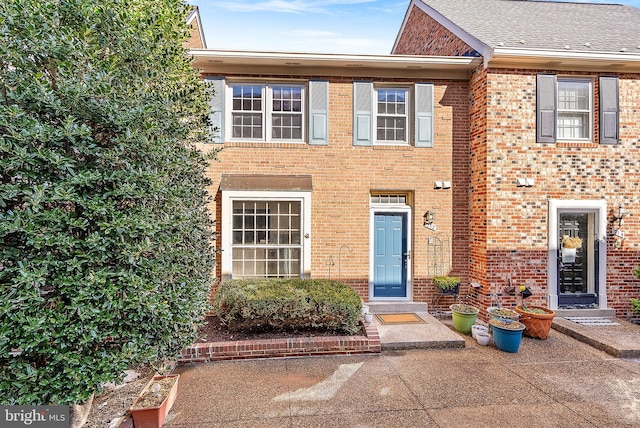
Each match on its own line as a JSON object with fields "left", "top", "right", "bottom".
{"left": 129, "top": 374, "right": 179, "bottom": 428}
{"left": 515, "top": 305, "right": 556, "bottom": 340}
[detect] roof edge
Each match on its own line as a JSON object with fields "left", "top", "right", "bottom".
{"left": 189, "top": 49, "right": 482, "bottom": 67}
{"left": 393, "top": 0, "right": 493, "bottom": 63}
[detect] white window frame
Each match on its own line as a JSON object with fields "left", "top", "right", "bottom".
{"left": 374, "top": 86, "right": 410, "bottom": 145}
{"left": 226, "top": 82, "right": 306, "bottom": 143}
{"left": 221, "top": 190, "right": 311, "bottom": 279}
{"left": 557, "top": 78, "right": 593, "bottom": 142}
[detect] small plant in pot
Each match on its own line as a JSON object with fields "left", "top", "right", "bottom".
{"left": 514, "top": 285, "right": 556, "bottom": 340}
{"left": 489, "top": 319, "right": 526, "bottom": 353}
{"left": 434, "top": 276, "right": 460, "bottom": 295}
{"left": 129, "top": 362, "right": 180, "bottom": 428}
{"left": 487, "top": 307, "right": 520, "bottom": 321}
{"left": 450, "top": 301, "right": 479, "bottom": 334}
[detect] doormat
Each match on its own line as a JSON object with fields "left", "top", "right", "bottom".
{"left": 565, "top": 317, "right": 620, "bottom": 326}
{"left": 375, "top": 313, "right": 426, "bottom": 325}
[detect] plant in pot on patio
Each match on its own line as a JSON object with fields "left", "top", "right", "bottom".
{"left": 128, "top": 371, "right": 180, "bottom": 428}
{"left": 434, "top": 276, "right": 460, "bottom": 295}
{"left": 450, "top": 302, "right": 479, "bottom": 334}
{"left": 515, "top": 285, "right": 556, "bottom": 340}
{"left": 489, "top": 318, "right": 526, "bottom": 353}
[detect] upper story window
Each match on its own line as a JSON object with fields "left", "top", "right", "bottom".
{"left": 229, "top": 83, "right": 305, "bottom": 142}
{"left": 376, "top": 88, "right": 409, "bottom": 144}
{"left": 557, "top": 79, "right": 592, "bottom": 141}
{"left": 354, "top": 82, "right": 434, "bottom": 148}
{"left": 537, "top": 74, "right": 619, "bottom": 145}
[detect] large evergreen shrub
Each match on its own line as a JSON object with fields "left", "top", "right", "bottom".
{"left": 0, "top": 0, "right": 216, "bottom": 405}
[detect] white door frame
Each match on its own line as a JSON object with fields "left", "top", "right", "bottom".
{"left": 548, "top": 199, "right": 607, "bottom": 310}
{"left": 368, "top": 205, "right": 412, "bottom": 301}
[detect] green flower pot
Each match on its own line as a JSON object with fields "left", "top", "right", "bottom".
{"left": 450, "top": 304, "right": 479, "bottom": 334}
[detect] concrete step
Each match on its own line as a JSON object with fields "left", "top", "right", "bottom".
{"left": 554, "top": 308, "right": 616, "bottom": 318}
{"left": 365, "top": 301, "right": 428, "bottom": 314}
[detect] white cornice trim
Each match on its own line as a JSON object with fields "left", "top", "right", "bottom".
{"left": 490, "top": 47, "right": 640, "bottom": 71}
{"left": 494, "top": 47, "right": 640, "bottom": 63}
{"left": 189, "top": 49, "right": 481, "bottom": 79}
{"left": 190, "top": 49, "right": 480, "bottom": 66}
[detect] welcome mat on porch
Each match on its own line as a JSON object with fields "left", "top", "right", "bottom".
{"left": 375, "top": 313, "right": 426, "bottom": 325}
{"left": 565, "top": 317, "right": 620, "bottom": 326}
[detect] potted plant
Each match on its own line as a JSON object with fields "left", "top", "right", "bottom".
{"left": 561, "top": 235, "right": 582, "bottom": 263}
{"left": 476, "top": 332, "right": 491, "bottom": 346}
{"left": 513, "top": 285, "right": 555, "bottom": 340}
{"left": 449, "top": 303, "right": 479, "bottom": 334}
{"left": 434, "top": 276, "right": 460, "bottom": 295}
{"left": 364, "top": 312, "right": 374, "bottom": 323}
{"left": 129, "top": 373, "right": 180, "bottom": 428}
{"left": 489, "top": 319, "right": 526, "bottom": 353}
{"left": 487, "top": 307, "right": 519, "bottom": 321}
{"left": 515, "top": 304, "right": 556, "bottom": 340}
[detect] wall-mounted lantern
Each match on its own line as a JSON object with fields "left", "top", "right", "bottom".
{"left": 423, "top": 211, "right": 436, "bottom": 230}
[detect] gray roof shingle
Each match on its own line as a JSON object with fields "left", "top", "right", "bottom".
{"left": 419, "top": 0, "right": 640, "bottom": 53}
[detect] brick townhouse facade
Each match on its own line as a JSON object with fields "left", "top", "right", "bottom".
{"left": 190, "top": 52, "right": 478, "bottom": 310}
{"left": 393, "top": 0, "right": 640, "bottom": 319}
{"left": 190, "top": 0, "right": 640, "bottom": 320}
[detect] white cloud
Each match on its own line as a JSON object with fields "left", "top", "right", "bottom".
{"left": 288, "top": 30, "right": 337, "bottom": 37}
{"left": 216, "top": 0, "right": 376, "bottom": 14}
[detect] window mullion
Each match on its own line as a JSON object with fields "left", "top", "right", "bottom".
{"left": 263, "top": 85, "right": 269, "bottom": 141}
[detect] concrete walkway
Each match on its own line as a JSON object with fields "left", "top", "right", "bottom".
{"left": 168, "top": 327, "right": 640, "bottom": 427}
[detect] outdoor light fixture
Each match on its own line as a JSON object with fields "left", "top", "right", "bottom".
{"left": 423, "top": 211, "right": 436, "bottom": 230}
{"left": 611, "top": 205, "right": 628, "bottom": 228}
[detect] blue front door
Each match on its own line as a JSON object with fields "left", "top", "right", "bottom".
{"left": 374, "top": 213, "right": 407, "bottom": 298}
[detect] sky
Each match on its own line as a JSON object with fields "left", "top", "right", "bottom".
{"left": 190, "top": 0, "right": 640, "bottom": 55}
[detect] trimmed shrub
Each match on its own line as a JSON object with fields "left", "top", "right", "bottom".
{"left": 212, "top": 279, "right": 362, "bottom": 335}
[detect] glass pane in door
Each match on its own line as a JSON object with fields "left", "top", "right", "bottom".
{"left": 558, "top": 212, "right": 598, "bottom": 307}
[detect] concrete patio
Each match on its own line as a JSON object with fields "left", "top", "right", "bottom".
{"left": 160, "top": 311, "right": 640, "bottom": 427}
{"left": 167, "top": 324, "right": 640, "bottom": 427}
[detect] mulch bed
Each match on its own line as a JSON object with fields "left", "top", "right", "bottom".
{"left": 196, "top": 315, "right": 364, "bottom": 342}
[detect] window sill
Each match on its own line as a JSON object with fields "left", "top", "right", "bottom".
{"left": 226, "top": 141, "right": 308, "bottom": 149}
{"left": 372, "top": 144, "right": 413, "bottom": 151}
{"left": 556, "top": 141, "right": 599, "bottom": 149}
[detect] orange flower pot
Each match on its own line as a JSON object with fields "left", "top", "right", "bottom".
{"left": 129, "top": 374, "right": 179, "bottom": 428}
{"left": 515, "top": 305, "right": 555, "bottom": 340}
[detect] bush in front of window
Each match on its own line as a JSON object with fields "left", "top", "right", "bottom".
{"left": 213, "top": 279, "right": 363, "bottom": 334}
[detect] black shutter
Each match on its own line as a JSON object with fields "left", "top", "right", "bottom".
{"left": 536, "top": 74, "right": 557, "bottom": 144}
{"left": 599, "top": 76, "right": 619, "bottom": 145}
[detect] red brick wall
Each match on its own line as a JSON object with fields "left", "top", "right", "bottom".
{"left": 393, "top": 5, "right": 476, "bottom": 56}
{"left": 201, "top": 74, "right": 471, "bottom": 308}
{"left": 478, "top": 69, "right": 640, "bottom": 318}
{"left": 393, "top": 4, "right": 640, "bottom": 318}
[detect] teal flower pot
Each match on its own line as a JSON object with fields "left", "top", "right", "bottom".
{"left": 489, "top": 319, "right": 525, "bottom": 353}
{"left": 450, "top": 304, "right": 479, "bottom": 334}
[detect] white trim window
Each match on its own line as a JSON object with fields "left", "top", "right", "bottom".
{"left": 557, "top": 78, "right": 592, "bottom": 141}
{"left": 228, "top": 83, "right": 305, "bottom": 142}
{"left": 376, "top": 88, "right": 409, "bottom": 144}
{"left": 221, "top": 191, "right": 311, "bottom": 279}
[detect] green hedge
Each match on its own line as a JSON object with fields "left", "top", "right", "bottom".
{"left": 212, "top": 279, "right": 362, "bottom": 334}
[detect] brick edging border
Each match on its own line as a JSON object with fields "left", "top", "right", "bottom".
{"left": 178, "top": 321, "right": 381, "bottom": 363}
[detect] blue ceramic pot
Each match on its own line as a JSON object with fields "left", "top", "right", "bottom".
{"left": 489, "top": 319, "right": 525, "bottom": 353}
